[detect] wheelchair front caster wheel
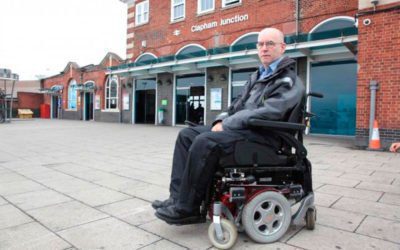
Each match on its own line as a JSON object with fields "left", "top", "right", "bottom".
{"left": 305, "top": 207, "right": 316, "bottom": 230}
{"left": 208, "top": 218, "right": 238, "bottom": 249}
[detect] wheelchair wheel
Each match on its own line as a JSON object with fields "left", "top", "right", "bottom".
{"left": 208, "top": 218, "right": 238, "bottom": 249}
{"left": 242, "top": 192, "right": 291, "bottom": 243}
{"left": 306, "top": 207, "right": 316, "bottom": 230}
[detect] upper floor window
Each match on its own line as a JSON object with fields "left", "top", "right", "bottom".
{"left": 222, "top": 0, "right": 241, "bottom": 8}
{"left": 136, "top": 0, "right": 149, "bottom": 25}
{"left": 171, "top": 0, "right": 185, "bottom": 21}
{"left": 68, "top": 79, "right": 77, "bottom": 110}
{"left": 198, "top": 0, "right": 214, "bottom": 14}
{"left": 105, "top": 76, "right": 118, "bottom": 110}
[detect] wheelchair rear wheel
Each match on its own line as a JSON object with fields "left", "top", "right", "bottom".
{"left": 208, "top": 218, "right": 238, "bottom": 249}
{"left": 242, "top": 191, "right": 291, "bottom": 243}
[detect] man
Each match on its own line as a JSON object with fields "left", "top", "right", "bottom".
{"left": 390, "top": 142, "right": 400, "bottom": 152}
{"left": 153, "top": 27, "right": 305, "bottom": 225}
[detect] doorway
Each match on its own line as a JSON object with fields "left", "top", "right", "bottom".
{"left": 84, "top": 92, "right": 94, "bottom": 120}
{"left": 175, "top": 74, "right": 205, "bottom": 125}
{"left": 51, "top": 95, "right": 60, "bottom": 119}
{"left": 310, "top": 60, "right": 357, "bottom": 135}
{"left": 135, "top": 79, "right": 156, "bottom": 124}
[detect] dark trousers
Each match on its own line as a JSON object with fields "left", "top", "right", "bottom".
{"left": 169, "top": 126, "right": 273, "bottom": 212}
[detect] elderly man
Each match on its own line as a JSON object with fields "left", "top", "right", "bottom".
{"left": 154, "top": 27, "right": 305, "bottom": 225}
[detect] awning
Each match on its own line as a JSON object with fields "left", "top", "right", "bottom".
{"left": 108, "top": 27, "right": 358, "bottom": 76}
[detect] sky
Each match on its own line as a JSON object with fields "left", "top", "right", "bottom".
{"left": 0, "top": 0, "right": 127, "bottom": 80}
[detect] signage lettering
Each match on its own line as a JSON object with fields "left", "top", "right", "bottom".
{"left": 191, "top": 14, "right": 249, "bottom": 33}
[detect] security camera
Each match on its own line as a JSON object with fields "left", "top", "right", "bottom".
{"left": 363, "top": 19, "right": 372, "bottom": 26}
{"left": 371, "top": 0, "right": 379, "bottom": 5}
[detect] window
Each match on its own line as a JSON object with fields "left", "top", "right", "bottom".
{"left": 68, "top": 79, "right": 77, "bottom": 110}
{"left": 222, "top": 0, "right": 241, "bottom": 8}
{"left": 135, "top": 0, "right": 149, "bottom": 25}
{"left": 105, "top": 76, "right": 118, "bottom": 110}
{"left": 171, "top": 0, "right": 185, "bottom": 21}
{"left": 198, "top": 0, "right": 214, "bottom": 14}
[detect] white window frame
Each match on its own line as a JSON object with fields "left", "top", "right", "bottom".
{"left": 105, "top": 76, "right": 119, "bottom": 110}
{"left": 135, "top": 0, "right": 149, "bottom": 26}
{"left": 222, "top": 0, "right": 241, "bottom": 8}
{"left": 197, "top": 0, "right": 214, "bottom": 14}
{"left": 67, "top": 79, "right": 77, "bottom": 110}
{"left": 171, "top": 0, "right": 185, "bottom": 22}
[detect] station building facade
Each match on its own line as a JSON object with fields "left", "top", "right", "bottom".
{"left": 107, "top": 0, "right": 399, "bottom": 149}
{"left": 41, "top": 53, "right": 130, "bottom": 122}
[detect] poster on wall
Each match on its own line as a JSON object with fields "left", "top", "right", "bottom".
{"left": 123, "top": 94, "right": 130, "bottom": 110}
{"left": 95, "top": 95, "right": 101, "bottom": 110}
{"left": 210, "top": 88, "right": 222, "bottom": 110}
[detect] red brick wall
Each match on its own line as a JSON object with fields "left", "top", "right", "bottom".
{"left": 17, "top": 92, "right": 44, "bottom": 109}
{"left": 300, "top": 0, "right": 358, "bottom": 32}
{"left": 357, "top": 4, "right": 400, "bottom": 130}
{"left": 42, "top": 61, "right": 121, "bottom": 110}
{"left": 127, "top": 0, "right": 359, "bottom": 61}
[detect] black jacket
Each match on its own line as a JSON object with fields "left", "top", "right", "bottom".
{"left": 215, "top": 56, "right": 305, "bottom": 130}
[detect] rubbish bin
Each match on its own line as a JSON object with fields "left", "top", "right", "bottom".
{"left": 158, "top": 107, "right": 165, "bottom": 125}
{"left": 40, "top": 104, "right": 50, "bottom": 119}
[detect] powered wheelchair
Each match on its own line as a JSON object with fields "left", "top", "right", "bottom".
{"left": 186, "top": 92, "right": 323, "bottom": 249}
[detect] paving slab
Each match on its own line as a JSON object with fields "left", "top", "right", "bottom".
{"left": 26, "top": 200, "right": 109, "bottom": 232}
{"left": 314, "top": 191, "right": 341, "bottom": 207}
{"left": 332, "top": 197, "right": 400, "bottom": 221}
{"left": 67, "top": 186, "right": 131, "bottom": 207}
{"left": 0, "top": 204, "right": 33, "bottom": 230}
{"left": 4, "top": 189, "right": 72, "bottom": 211}
{"left": 357, "top": 181, "right": 400, "bottom": 195}
{"left": 0, "top": 196, "right": 8, "bottom": 206}
{"left": 97, "top": 198, "right": 157, "bottom": 226}
{"left": 379, "top": 193, "right": 400, "bottom": 206}
{"left": 315, "top": 205, "right": 365, "bottom": 232}
{"left": 0, "top": 222, "right": 71, "bottom": 250}
{"left": 140, "top": 239, "right": 187, "bottom": 250}
{"left": 356, "top": 216, "right": 400, "bottom": 244}
{"left": 340, "top": 173, "right": 395, "bottom": 184}
{"left": 287, "top": 224, "right": 399, "bottom": 250}
{"left": 0, "top": 180, "right": 47, "bottom": 196}
{"left": 58, "top": 217, "right": 160, "bottom": 249}
{"left": 317, "top": 184, "right": 382, "bottom": 201}
{"left": 139, "top": 219, "right": 212, "bottom": 249}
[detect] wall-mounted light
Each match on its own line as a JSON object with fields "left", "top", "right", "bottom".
{"left": 157, "top": 79, "right": 162, "bottom": 85}
{"left": 220, "top": 74, "right": 227, "bottom": 81}
{"left": 127, "top": 82, "right": 133, "bottom": 88}
{"left": 166, "top": 79, "right": 172, "bottom": 85}
{"left": 207, "top": 75, "right": 214, "bottom": 82}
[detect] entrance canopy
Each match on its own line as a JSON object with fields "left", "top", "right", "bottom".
{"left": 40, "top": 85, "right": 63, "bottom": 95}
{"left": 108, "top": 27, "right": 357, "bottom": 77}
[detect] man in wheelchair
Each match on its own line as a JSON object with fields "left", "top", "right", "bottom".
{"left": 153, "top": 27, "right": 312, "bottom": 235}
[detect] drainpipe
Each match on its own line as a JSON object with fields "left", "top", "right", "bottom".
{"left": 296, "top": 0, "right": 299, "bottom": 35}
{"left": 369, "top": 80, "right": 379, "bottom": 141}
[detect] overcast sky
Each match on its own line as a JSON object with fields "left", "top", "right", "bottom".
{"left": 0, "top": 0, "right": 127, "bottom": 80}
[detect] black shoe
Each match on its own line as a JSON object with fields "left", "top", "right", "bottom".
{"left": 155, "top": 205, "right": 205, "bottom": 225}
{"left": 151, "top": 197, "right": 176, "bottom": 209}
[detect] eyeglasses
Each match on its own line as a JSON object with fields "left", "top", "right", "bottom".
{"left": 256, "top": 41, "right": 283, "bottom": 48}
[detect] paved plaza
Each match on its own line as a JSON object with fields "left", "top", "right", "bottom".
{"left": 0, "top": 119, "right": 399, "bottom": 250}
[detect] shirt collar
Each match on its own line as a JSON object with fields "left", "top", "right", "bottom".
{"left": 259, "top": 56, "right": 284, "bottom": 77}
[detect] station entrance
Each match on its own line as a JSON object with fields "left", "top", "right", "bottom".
{"left": 135, "top": 79, "right": 156, "bottom": 124}
{"left": 175, "top": 74, "right": 205, "bottom": 125}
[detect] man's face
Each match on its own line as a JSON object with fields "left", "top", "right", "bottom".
{"left": 257, "top": 31, "right": 286, "bottom": 68}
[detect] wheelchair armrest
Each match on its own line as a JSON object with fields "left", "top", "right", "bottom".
{"left": 248, "top": 119, "right": 306, "bottom": 131}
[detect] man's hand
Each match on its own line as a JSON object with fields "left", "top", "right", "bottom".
{"left": 390, "top": 142, "right": 400, "bottom": 152}
{"left": 211, "top": 122, "right": 224, "bottom": 132}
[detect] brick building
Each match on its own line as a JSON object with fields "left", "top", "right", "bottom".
{"left": 41, "top": 53, "right": 128, "bottom": 122}
{"left": 105, "top": 0, "right": 399, "bottom": 149}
